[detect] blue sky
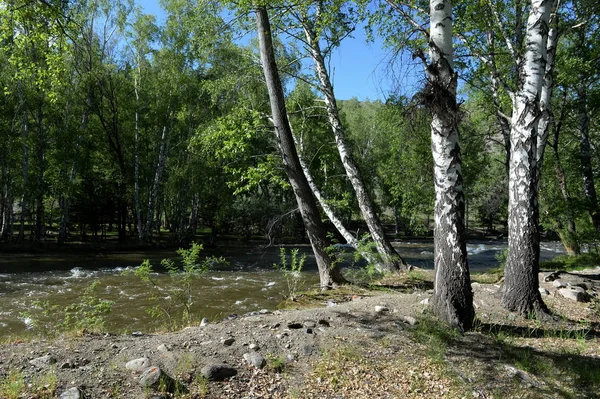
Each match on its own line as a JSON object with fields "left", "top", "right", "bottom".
{"left": 138, "top": 2, "right": 421, "bottom": 101}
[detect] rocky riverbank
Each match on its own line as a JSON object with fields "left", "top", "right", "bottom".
{"left": 1, "top": 268, "right": 599, "bottom": 398}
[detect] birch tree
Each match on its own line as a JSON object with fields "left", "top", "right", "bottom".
{"left": 426, "top": 0, "right": 474, "bottom": 330}
{"left": 502, "top": 0, "right": 553, "bottom": 315}
{"left": 287, "top": 3, "right": 408, "bottom": 272}
{"left": 255, "top": 5, "right": 345, "bottom": 289}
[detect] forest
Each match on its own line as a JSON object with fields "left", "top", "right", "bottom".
{"left": 0, "top": 0, "right": 599, "bottom": 330}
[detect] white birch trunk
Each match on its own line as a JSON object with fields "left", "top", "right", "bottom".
{"left": 502, "top": 0, "right": 553, "bottom": 315}
{"left": 535, "top": 0, "right": 560, "bottom": 187}
{"left": 428, "top": 0, "right": 474, "bottom": 331}
{"left": 134, "top": 68, "right": 143, "bottom": 242}
{"left": 144, "top": 123, "right": 170, "bottom": 241}
{"left": 301, "top": 19, "right": 407, "bottom": 272}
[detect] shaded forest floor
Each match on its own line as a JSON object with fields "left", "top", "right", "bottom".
{"left": 1, "top": 268, "right": 599, "bottom": 399}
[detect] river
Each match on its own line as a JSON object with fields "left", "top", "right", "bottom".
{"left": 0, "top": 240, "right": 565, "bottom": 337}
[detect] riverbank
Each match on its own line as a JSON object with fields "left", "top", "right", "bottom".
{"left": 1, "top": 269, "right": 599, "bottom": 399}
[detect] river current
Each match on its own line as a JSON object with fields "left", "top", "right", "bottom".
{"left": 0, "top": 240, "right": 565, "bottom": 337}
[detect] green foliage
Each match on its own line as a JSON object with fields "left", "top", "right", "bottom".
{"left": 274, "top": 247, "right": 306, "bottom": 301}
{"left": 125, "top": 243, "right": 226, "bottom": 330}
{"left": 23, "top": 281, "right": 113, "bottom": 335}
{"left": 494, "top": 249, "right": 508, "bottom": 270}
{"left": 540, "top": 253, "right": 600, "bottom": 271}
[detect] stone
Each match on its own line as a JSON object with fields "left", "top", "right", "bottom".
{"left": 243, "top": 352, "right": 266, "bottom": 369}
{"left": 29, "top": 355, "right": 56, "bottom": 369}
{"left": 286, "top": 353, "right": 297, "bottom": 362}
{"left": 302, "top": 345, "right": 314, "bottom": 356}
{"left": 200, "top": 318, "right": 209, "bottom": 327}
{"left": 538, "top": 288, "right": 550, "bottom": 296}
{"left": 552, "top": 279, "right": 567, "bottom": 288}
{"left": 303, "top": 321, "right": 316, "bottom": 328}
{"left": 420, "top": 298, "right": 430, "bottom": 305}
{"left": 59, "top": 387, "right": 83, "bottom": 399}
{"left": 317, "top": 319, "right": 330, "bottom": 327}
{"left": 249, "top": 343, "right": 260, "bottom": 351}
{"left": 222, "top": 338, "right": 235, "bottom": 346}
{"left": 201, "top": 363, "right": 237, "bottom": 381}
{"left": 558, "top": 287, "right": 589, "bottom": 302}
{"left": 375, "top": 305, "right": 389, "bottom": 313}
{"left": 139, "top": 366, "right": 163, "bottom": 388}
{"left": 403, "top": 316, "right": 418, "bottom": 326}
{"left": 544, "top": 271, "right": 561, "bottom": 282}
{"left": 131, "top": 331, "right": 143, "bottom": 336}
{"left": 157, "top": 344, "right": 169, "bottom": 352}
{"left": 126, "top": 357, "right": 150, "bottom": 372}
{"left": 59, "top": 360, "right": 75, "bottom": 369}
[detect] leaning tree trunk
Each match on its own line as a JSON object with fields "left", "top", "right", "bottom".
{"left": 297, "top": 147, "right": 383, "bottom": 268}
{"left": 502, "top": 0, "right": 553, "bottom": 316}
{"left": 301, "top": 19, "right": 407, "bottom": 273}
{"left": 427, "top": 0, "right": 474, "bottom": 331}
{"left": 256, "top": 5, "right": 344, "bottom": 289}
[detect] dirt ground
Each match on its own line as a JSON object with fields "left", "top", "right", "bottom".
{"left": 1, "top": 268, "right": 599, "bottom": 399}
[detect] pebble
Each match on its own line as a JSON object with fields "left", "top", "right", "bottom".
{"left": 403, "top": 316, "right": 418, "bottom": 326}
{"left": 200, "top": 318, "right": 209, "bottom": 327}
{"left": 222, "top": 338, "right": 235, "bottom": 346}
{"left": 375, "top": 305, "right": 389, "bottom": 313}
{"left": 249, "top": 343, "right": 260, "bottom": 351}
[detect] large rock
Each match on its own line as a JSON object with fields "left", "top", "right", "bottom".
{"left": 558, "top": 287, "right": 589, "bottom": 302}
{"left": 29, "top": 355, "right": 57, "bottom": 369}
{"left": 139, "top": 366, "right": 175, "bottom": 389}
{"left": 243, "top": 352, "right": 266, "bottom": 369}
{"left": 126, "top": 357, "right": 150, "bottom": 372}
{"left": 59, "top": 387, "right": 83, "bottom": 399}
{"left": 201, "top": 363, "right": 237, "bottom": 381}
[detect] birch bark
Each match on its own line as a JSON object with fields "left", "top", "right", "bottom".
{"left": 428, "top": 0, "right": 474, "bottom": 330}
{"left": 502, "top": 0, "right": 553, "bottom": 316}
{"left": 255, "top": 5, "right": 344, "bottom": 289}
{"left": 300, "top": 17, "right": 407, "bottom": 272}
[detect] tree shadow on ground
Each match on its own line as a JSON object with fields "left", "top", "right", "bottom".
{"left": 444, "top": 322, "right": 600, "bottom": 398}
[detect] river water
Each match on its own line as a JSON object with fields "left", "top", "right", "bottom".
{"left": 0, "top": 240, "right": 565, "bottom": 337}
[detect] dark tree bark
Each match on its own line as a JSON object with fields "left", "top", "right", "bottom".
{"left": 255, "top": 5, "right": 344, "bottom": 289}
{"left": 502, "top": 0, "right": 552, "bottom": 317}
{"left": 427, "top": 0, "right": 474, "bottom": 331}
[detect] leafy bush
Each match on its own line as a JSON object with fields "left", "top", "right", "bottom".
{"left": 274, "top": 247, "right": 305, "bottom": 301}
{"left": 23, "top": 280, "right": 113, "bottom": 335}
{"left": 125, "top": 242, "right": 227, "bottom": 330}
